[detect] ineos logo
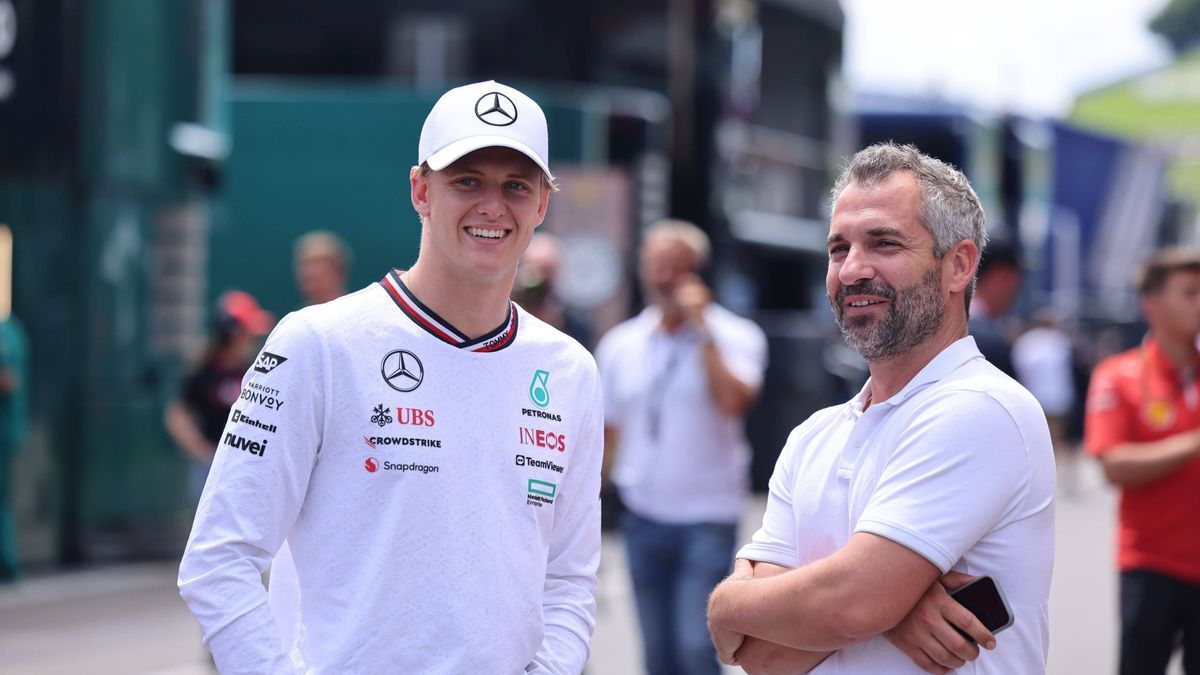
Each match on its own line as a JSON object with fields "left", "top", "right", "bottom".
{"left": 381, "top": 349, "right": 424, "bottom": 392}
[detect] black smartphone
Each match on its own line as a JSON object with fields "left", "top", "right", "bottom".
{"left": 948, "top": 575, "right": 1014, "bottom": 642}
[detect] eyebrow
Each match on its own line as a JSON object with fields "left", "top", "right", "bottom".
{"left": 826, "top": 227, "right": 909, "bottom": 245}
{"left": 445, "top": 163, "right": 539, "bottom": 181}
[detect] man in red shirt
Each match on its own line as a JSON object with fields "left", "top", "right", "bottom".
{"left": 1085, "top": 247, "right": 1200, "bottom": 674}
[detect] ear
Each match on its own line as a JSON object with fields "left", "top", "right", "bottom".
{"left": 1140, "top": 294, "right": 1157, "bottom": 323}
{"left": 944, "top": 239, "right": 979, "bottom": 295}
{"left": 410, "top": 166, "right": 431, "bottom": 220}
{"left": 533, "top": 183, "right": 551, "bottom": 229}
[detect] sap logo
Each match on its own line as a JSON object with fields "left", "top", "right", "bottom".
{"left": 519, "top": 427, "right": 566, "bottom": 453}
{"left": 223, "top": 432, "right": 268, "bottom": 457}
{"left": 254, "top": 351, "right": 287, "bottom": 374}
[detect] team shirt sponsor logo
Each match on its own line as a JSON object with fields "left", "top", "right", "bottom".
{"left": 253, "top": 351, "right": 287, "bottom": 374}
{"left": 363, "top": 435, "right": 442, "bottom": 449}
{"left": 239, "top": 381, "right": 285, "bottom": 410}
{"left": 519, "top": 427, "right": 566, "bottom": 453}
{"left": 371, "top": 404, "right": 435, "bottom": 428}
{"left": 231, "top": 409, "right": 277, "bottom": 434}
{"left": 223, "top": 432, "right": 269, "bottom": 457}
{"left": 515, "top": 454, "right": 564, "bottom": 473}
{"left": 529, "top": 370, "right": 551, "bottom": 408}
{"left": 475, "top": 91, "right": 518, "bottom": 127}
{"left": 364, "top": 456, "right": 439, "bottom": 474}
{"left": 1142, "top": 400, "right": 1176, "bottom": 430}
{"left": 522, "top": 408, "right": 562, "bottom": 422}
{"left": 527, "top": 478, "right": 556, "bottom": 507}
{"left": 381, "top": 349, "right": 424, "bottom": 392}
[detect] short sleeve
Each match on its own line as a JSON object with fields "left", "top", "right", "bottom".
{"left": 736, "top": 425, "right": 803, "bottom": 568}
{"left": 593, "top": 330, "right": 624, "bottom": 427}
{"left": 717, "top": 321, "right": 768, "bottom": 391}
{"left": 854, "top": 391, "right": 1037, "bottom": 573}
{"left": 1084, "top": 359, "right": 1133, "bottom": 457}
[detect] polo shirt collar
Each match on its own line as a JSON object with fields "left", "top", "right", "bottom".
{"left": 1141, "top": 335, "right": 1200, "bottom": 384}
{"left": 849, "top": 336, "right": 985, "bottom": 413}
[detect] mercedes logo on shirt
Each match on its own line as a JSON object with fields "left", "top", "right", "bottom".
{"left": 381, "top": 349, "right": 424, "bottom": 392}
{"left": 475, "top": 92, "right": 518, "bottom": 127}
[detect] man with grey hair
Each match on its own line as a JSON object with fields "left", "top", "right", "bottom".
{"left": 707, "top": 143, "right": 1055, "bottom": 674}
{"left": 596, "top": 218, "right": 768, "bottom": 674}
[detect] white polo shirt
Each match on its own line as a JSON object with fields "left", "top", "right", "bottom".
{"left": 739, "top": 337, "right": 1055, "bottom": 674}
{"left": 596, "top": 304, "right": 767, "bottom": 524}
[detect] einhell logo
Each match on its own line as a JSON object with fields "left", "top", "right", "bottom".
{"left": 254, "top": 351, "right": 287, "bottom": 374}
{"left": 223, "top": 432, "right": 268, "bottom": 457}
{"left": 519, "top": 427, "right": 566, "bottom": 452}
{"left": 365, "top": 457, "right": 379, "bottom": 473}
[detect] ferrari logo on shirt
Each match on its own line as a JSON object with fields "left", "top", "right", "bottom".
{"left": 1142, "top": 400, "right": 1176, "bottom": 430}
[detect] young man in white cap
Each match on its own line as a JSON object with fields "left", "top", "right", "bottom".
{"left": 179, "top": 81, "right": 604, "bottom": 673}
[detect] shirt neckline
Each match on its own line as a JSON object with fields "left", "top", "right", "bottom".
{"left": 850, "top": 336, "right": 985, "bottom": 413}
{"left": 378, "top": 270, "right": 519, "bottom": 353}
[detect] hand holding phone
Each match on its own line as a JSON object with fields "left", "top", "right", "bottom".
{"left": 949, "top": 575, "right": 1014, "bottom": 643}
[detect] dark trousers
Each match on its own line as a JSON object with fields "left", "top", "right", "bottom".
{"left": 623, "top": 511, "right": 737, "bottom": 675}
{"left": 1120, "top": 569, "right": 1200, "bottom": 674}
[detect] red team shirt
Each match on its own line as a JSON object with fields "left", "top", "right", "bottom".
{"left": 1085, "top": 337, "right": 1200, "bottom": 584}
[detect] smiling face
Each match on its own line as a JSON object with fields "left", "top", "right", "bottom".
{"left": 410, "top": 146, "right": 550, "bottom": 288}
{"left": 827, "top": 171, "right": 958, "bottom": 361}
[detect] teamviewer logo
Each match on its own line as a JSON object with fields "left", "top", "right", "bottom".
{"left": 515, "top": 455, "right": 527, "bottom": 466}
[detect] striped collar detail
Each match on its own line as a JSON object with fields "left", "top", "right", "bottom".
{"left": 379, "top": 270, "right": 519, "bottom": 352}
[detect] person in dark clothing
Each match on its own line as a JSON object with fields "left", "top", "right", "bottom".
{"left": 968, "top": 242, "right": 1021, "bottom": 377}
{"left": 165, "top": 291, "right": 273, "bottom": 501}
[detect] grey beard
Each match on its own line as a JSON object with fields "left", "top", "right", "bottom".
{"left": 831, "top": 266, "right": 945, "bottom": 362}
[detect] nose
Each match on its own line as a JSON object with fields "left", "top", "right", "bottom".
{"left": 476, "top": 184, "right": 506, "bottom": 220}
{"left": 838, "top": 245, "right": 875, "bottom": 286}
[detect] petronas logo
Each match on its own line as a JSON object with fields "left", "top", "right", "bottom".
{"left": 529, "top": 370, "right": 550, "bottom": 408}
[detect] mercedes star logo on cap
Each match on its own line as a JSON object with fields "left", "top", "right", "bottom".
{"left": 475, "top": 92, "right": 518, "bottom": 127}
{"left": 381, "top": 349, "right": 424, "bottom": 392}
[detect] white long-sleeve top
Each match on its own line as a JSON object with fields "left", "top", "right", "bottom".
{"left": 179, "top": 274, "right": 603, "bottom": 674}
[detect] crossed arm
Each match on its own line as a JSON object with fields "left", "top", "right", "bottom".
{"left": 707, "top": 533, "right": 996, "bottom": 674}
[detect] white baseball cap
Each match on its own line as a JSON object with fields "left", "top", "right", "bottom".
{"left": 418, "top": 80, "right": 553, "bottom": 182}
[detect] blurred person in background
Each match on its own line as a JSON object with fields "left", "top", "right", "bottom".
{"left": 179, "top": 80, "right": 604, "bottom": 673}
{"left": 968, "top": 241, "right": 1021, "bottom": 377}
{"left": 165, "top": 290, "right": 273, "bottom": 503}
{"left": 0, "top": 310, "right": 28, "bottom": 584}
{"left": 1014, "top": 309, "right": 1077, "bottom": 449}
{"left": 293, "top": 229, "right": 351, "bottom": 307}
{"left": 512, "top": 231, "right": 591, "bottom": 346}
{"left": 596, "top": 219, "right": 767, "bottom": 675}
{"left": 708, "top": 143, "right": 1054, "bottom": 674}
{"left": 1084, "top": 247, "right": 1200, "bottom": 675}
